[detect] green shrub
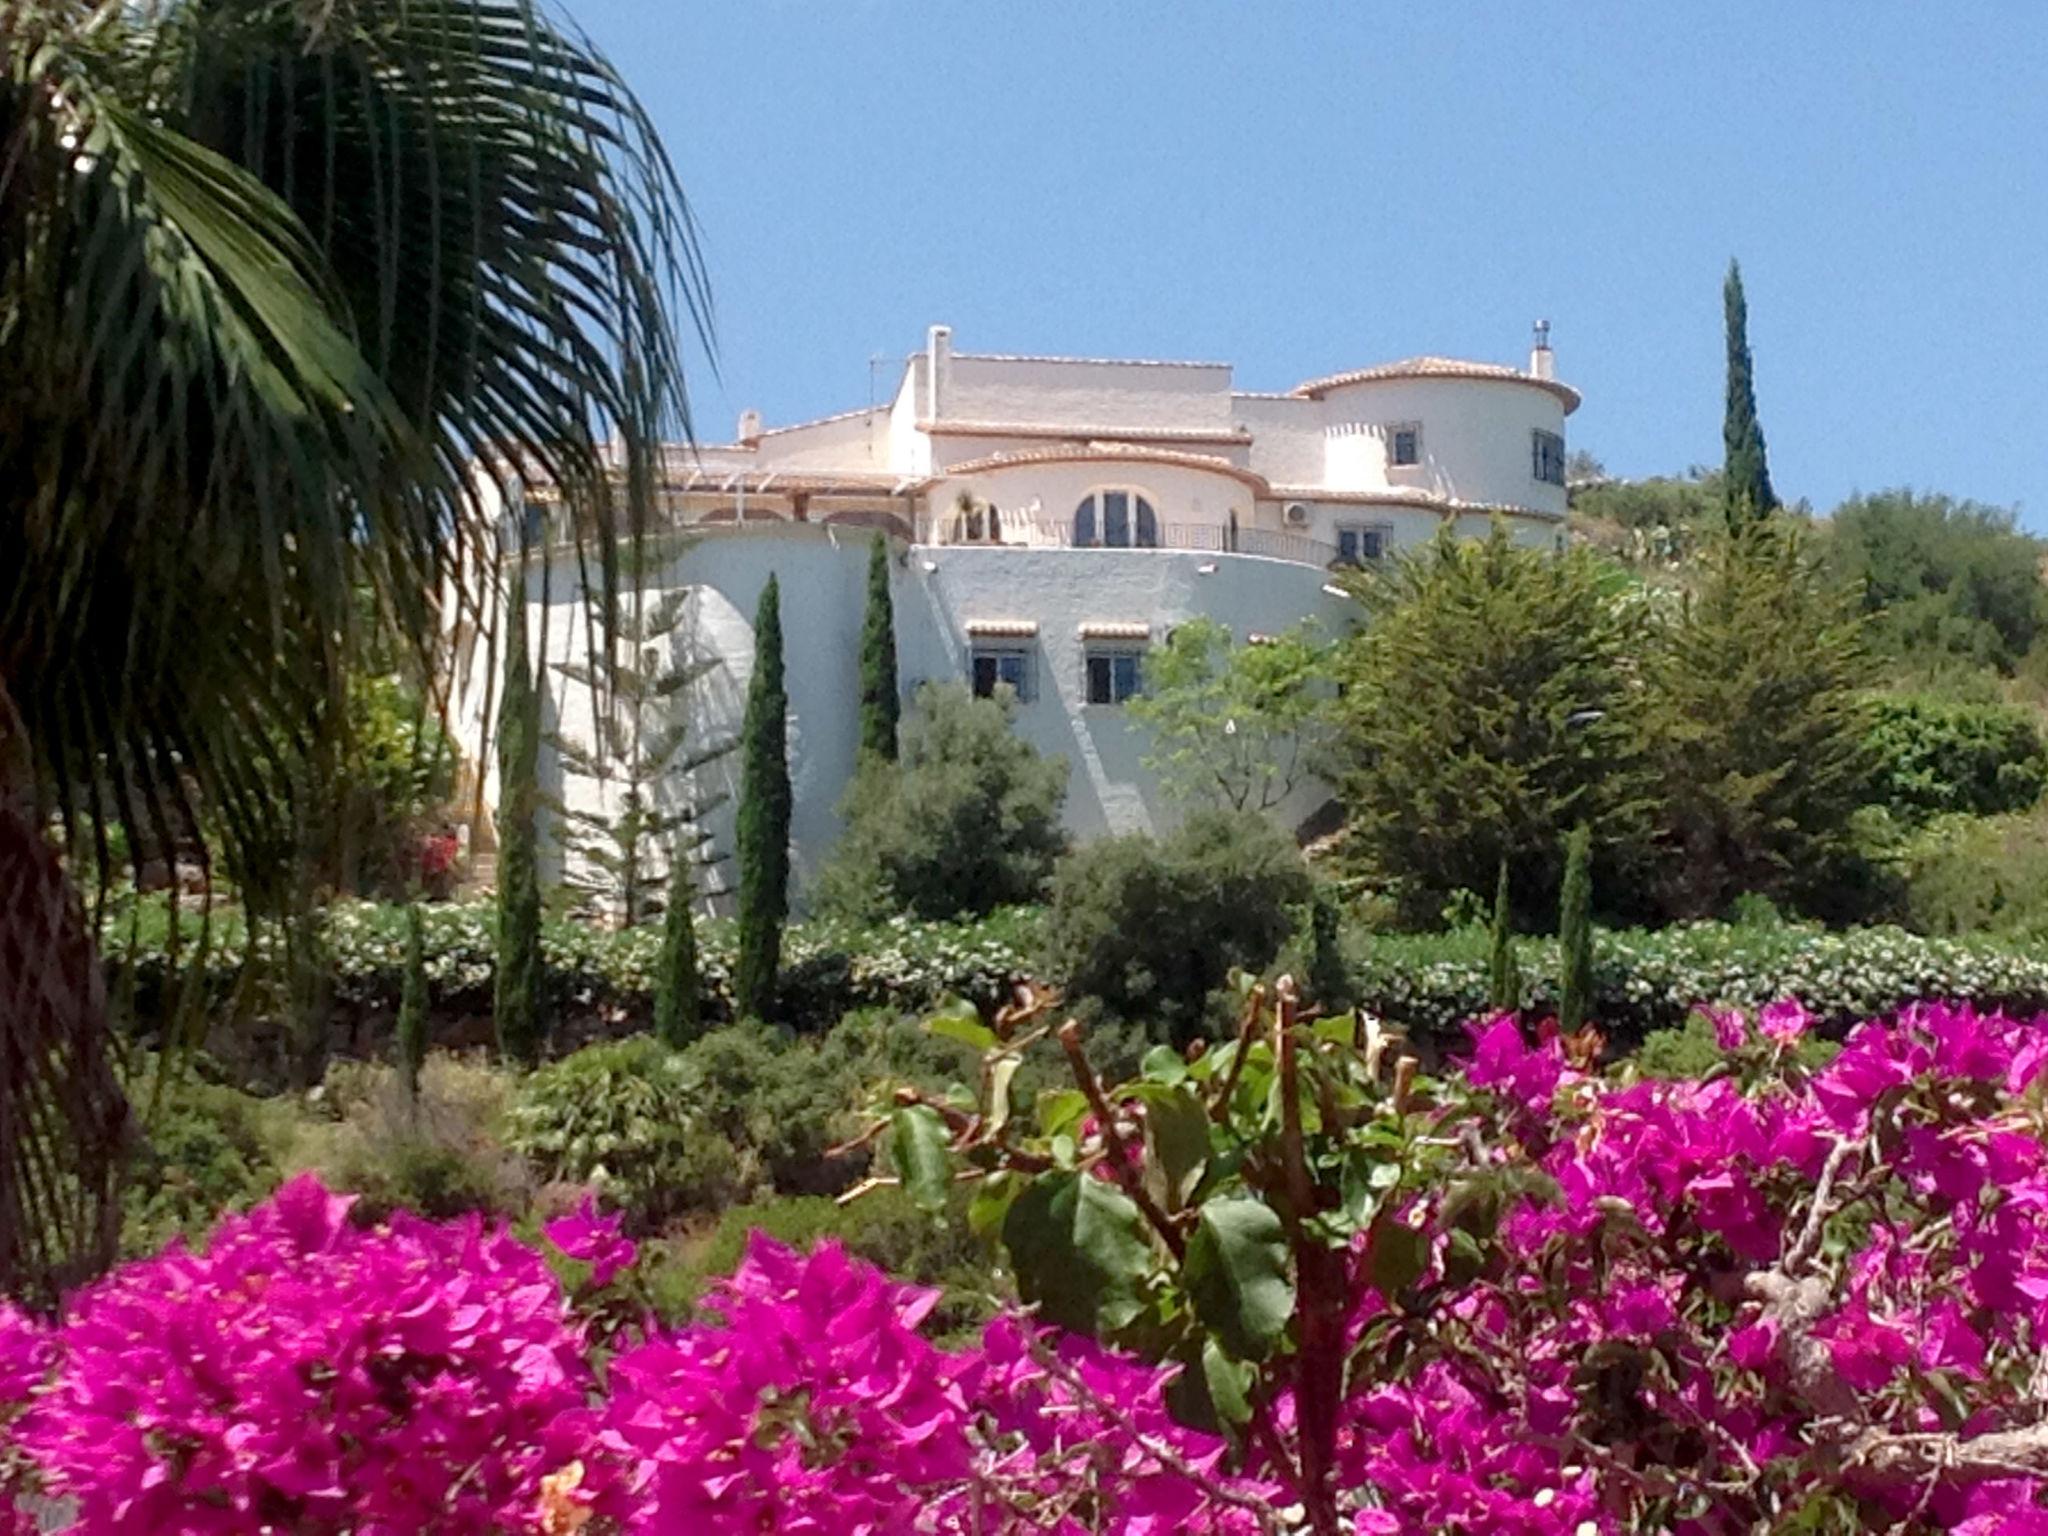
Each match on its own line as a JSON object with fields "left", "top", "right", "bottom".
{"left": 816, "top": 682, "right": 1067, "bottom": 924}
{"left": 1634, "top": 1011, "right": 1841, "bottom": 1081}
{"left": 672, "top": 1022, "right": 852, "bottom": 1197}
{"left": 1347, "top": 920, "right": 2048, "bottom": 1043}
{"left": 123, "top": 896, "right": 1043, "bottom": 1038}
{"left": 307, "top": 1052, "right": 530, "bottom": 1221}
{"left": 652, "top": 1187, "right": 1004, "bottom": 1340}
{"left": 1823, "top": 489, "right": 2047, "bottom": 674}
{"left": 1044, "top": 809, "right": 1311, "bottom": 1043}
{"left": 121, "top": 1062, "right": 300, "bottom": 1255}
{"left": 1897, "top": 809, "right": 2048, "bottom": 939}
{"left": 1863, "top": 694, "right": 2048, "bottom": 823}
{"left": 507, "top": 1036, "right": 728, "bottom": 1226}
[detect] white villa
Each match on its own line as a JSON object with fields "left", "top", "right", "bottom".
{"left": 450, "top": 324, "right": 1579, "bottom": 903}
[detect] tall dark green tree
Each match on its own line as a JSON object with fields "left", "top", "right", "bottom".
{"left": 1652, "top": 521, "right": 1875, "bottom": 919}
{"left": 734, "top": 576, "right": 792, "bottom": 1020}
{"left": 858, "top": 533, "right": 900, "bottom": 761}
{"left": 1557, "top": 823, "right": 1594, "bottom": 1032}
{"left": 1306, "top": 890, "right": 1351, "bottom": 1014}
{"left": 397, "top": 904, "right": 429, "bottom": 1106}
{"left": 1723, "top": 260, "right": 1778, "bottom": 526}
{"left": 652, "top": 847, "right": 702, "bottom": 1048}
{"left": 494, "top": 594, "right": 547, "bottom": 1062}
{"left": 1487, "top": 858, "right": 1521, "bottom": 1015}
{"left": 1325, "top": 523, "right": 1658, "bottom": 925}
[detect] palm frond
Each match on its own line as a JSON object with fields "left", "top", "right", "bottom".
{"left": 0, "top": 0, "right": 707, "bottom": 1298}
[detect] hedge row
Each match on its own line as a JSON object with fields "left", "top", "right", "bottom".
{"left": 122, "top": 900, "right": 1043, "bottom": 1031}
{"left": 117, "top": 897, "right": 2048, "bottom": 1044}
{"left": 1352, "top": 920, "right": 2048, "bottom": 1039}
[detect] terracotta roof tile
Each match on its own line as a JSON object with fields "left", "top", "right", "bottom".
{"left": 1292, "top": 357, "right": 1581, "bottom": 414}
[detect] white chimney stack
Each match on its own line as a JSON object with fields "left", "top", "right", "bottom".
{"left": 737, "top": 408, "right": 763, "bottom": 444}
{"left": 926, "top": 323, "right": 953, "bottom": 420}
{"left": 1529, "top": 319, "right": 1555, "bottom": 381}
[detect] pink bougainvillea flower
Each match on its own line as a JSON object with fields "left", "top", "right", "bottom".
{"left": 545, "top": 1195, "right": 638, "bottom": 1289}
{"left": 1758, "top": 997, "right": 1812, "bottom": 1044}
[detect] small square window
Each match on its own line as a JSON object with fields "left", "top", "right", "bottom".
{"left": 1336, "top": 524, "right": 1390, "bottom": 566}
{"left": 1085, "top": 649, "right": 1145, "bottom": 706}
{"left": 1532, "top": 429, "right": 1566, "bottom": 486}
{"left": 970, "top": 647, "right": 1034, "bottom": 702}
{"left": 1389, "top": 424, "right": 1421, "bottom": 468}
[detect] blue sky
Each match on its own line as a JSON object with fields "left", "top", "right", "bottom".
{"left": 570, "top": 2, "right": 2048, "bottom": 524}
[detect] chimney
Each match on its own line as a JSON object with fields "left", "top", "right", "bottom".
{"left": 926, "top": 323, "right": 953, "bottom": 420}
{"left": 737, "top": 408, "right": 763, "bottom": 444}
{"left": 1529, "top": 319, "right": 1555, "bottom": 381}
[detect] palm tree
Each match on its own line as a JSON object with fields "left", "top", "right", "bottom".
{"left": 0, "top": 0, "right": 706, "bottom": 1300}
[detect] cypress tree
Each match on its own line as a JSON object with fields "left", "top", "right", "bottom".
{"left": 1557, "top": 823, "right": 1594, "bottom": 1032}
{"left": 397, "top": 903, "right": 428, "bottom": 1105}
{"left": 858, "top": 533, "right": 900, "bottom": 761}
{"left": 494, "top": 591, "right": 547, "bottom": 1062}
{"left": 1487, "top": 857, "right": 1521, "bottom": 1015}
{"left": 734, "top": 574, "right": 791, "bottom": 1020}
{"left": 1306, "top": 889, "right": 1350, "bottom": 1014}
{"left": 1723, "top": 259, "right": 1778, "bottom": 526}
{"left": 652, "top": 847, "right": 702, "bottom": 1048}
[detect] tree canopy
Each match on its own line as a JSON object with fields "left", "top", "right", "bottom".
{"left": 818, "top": 683, "right": 1067, "bottom": 923}
{"left": 1324, "top": 523, "right": 1659, "bottom": 926}
{"left": 1823, "top": 489, "right": 2047, "bottom": 674}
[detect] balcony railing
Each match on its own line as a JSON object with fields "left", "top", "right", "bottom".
{"left": 913, "top": 514, "right": 1337, "bottom": 570}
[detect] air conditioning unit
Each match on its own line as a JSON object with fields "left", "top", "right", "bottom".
{"left": 1283, "top": 502, "right": 1312, "bottom": 528}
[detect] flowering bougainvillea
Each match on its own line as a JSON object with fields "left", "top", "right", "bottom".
{"left": 13, "top": 1001, "right": 2048, "bottom": 1532}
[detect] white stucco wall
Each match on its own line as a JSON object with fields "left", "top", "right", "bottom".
{"left": 903, "top": 545, "right": 1350, "bottom": 843}
{"left": 1314, "top": 376, "right": 1570, "bottom": 515}
{"left": 451, "top": 525, "right": 1353, "bottom": 914}
{"left": 927, "top": 459, "right": 1266, "bottom": 546}
{"left": 942, "top": 355, "right": 1235, "bottom": 433}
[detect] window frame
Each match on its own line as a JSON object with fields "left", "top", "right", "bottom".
{"left": 969, "top": 645, "right": 1035, "bottom": 703}
{"left": 1531, "top": 428, "right": 1566, "bottom": 486}
{"left": 1073, "top": 487, "right": 1161, "bottom": 549}
{"left": 1334, "top": 522, "right": 1393, "bottom": 566}
{"left": 1083, "top": 646, "right": 1147, "bottom": 706}
{"left": 1387, "top": 422, "right": 1422, "bottom": 469}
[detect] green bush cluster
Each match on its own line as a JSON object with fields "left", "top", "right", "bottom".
{"left": 1896, "top": 809, "right": 2048, "bottom": 940}
{"left": 120, "top": 897, "right": 1044, "bottom": 1033}
{"left": 816, "top": 683, "right": 1068, "bottom": 924}
{"left": 1863, "top": 694, "right": 2048, "bottom": 824}
{"left": 1349, "top": 920, "right": 2048, "bottom": 1042}
{"left": 120, "top": 1060, "right": 296, "bottom": 1255}
{"left": 649, "top": 1187, "right": 1002, "bottom": 1341}
{"left": 1043, "top": 810, "right": 1312, "bottom": 1044}
{"left": 506, "top": 1015, "right": 984, "bottom": 1230}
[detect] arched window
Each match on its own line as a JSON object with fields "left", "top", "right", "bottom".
{"left": 1072, "top": 489, "right": 1160, "bottom": 549}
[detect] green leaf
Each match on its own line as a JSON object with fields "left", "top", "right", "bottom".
{"left": 1441, "top": 1227, "right": 1488, "bottom": 1288}
{"left": 1134, "top": 1083, "right": 1210, "bottom": 1212}
{"left": 1165, "top": 1337, "right": 1256, "bottom": 1434}
{"left": 1367, "top": 1216, "right": 1431, "bottom": 1301}
{"left": 968, "top": 1172, "right": 1019, "bottom": 1241}
{"left": 1335, "top": 1146, "right": 1400, "bottom": 1236}
{"left": 1037, "top": 1088, "right": 1090, "bottom": 1139}
{"left": 889, "top": 1104, "right": 952, "bottom": 1214}
{"left": 1182, "top": 1196, "right": 1294, "bottom": 1360}
{"left": 986, "top": 1054, "right": 1022, "bottom": 1136}
{"left": 1002, "top": 1170, "right": 1154, "bottom": 1335}
{"left": 926, "top": 1000, "right": 999, "bottom": 1052}
{"left": 1141, "top": 1044, "right": 1189, "bottom": 1085}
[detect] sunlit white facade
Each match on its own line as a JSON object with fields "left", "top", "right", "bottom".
{"left": 448, "top": 327, "right": 1579, "bottom": 904}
